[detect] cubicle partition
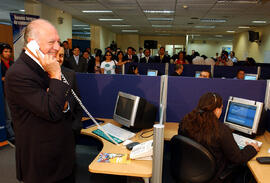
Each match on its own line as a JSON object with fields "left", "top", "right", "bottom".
{"left": 76, "top": 73, "right": 161, "bottom": 120}
{"left": 260, "top": 67, "right": 270, "bottom": 80}
{"left": 213, "top": 65, "right": 258, "bottom": 78}
{"left": 168, "top": 64, "right": 211, "bottom": 77}
{"left": 0, "top": 67, "right": 7, "bottom": 143}
{"left": 166, "top": 77, "right": 267, "bottom": 125}
{"left": 124, "top": 62, "right": 166, "bottom": 75}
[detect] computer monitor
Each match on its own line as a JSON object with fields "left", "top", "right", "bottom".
{"left": 244, "top": 73, "right": 258, "bottom": 80}
{"left": 147, "top": 69, "right": 158, "bottom": 76}
{"left": 195, "top": 71, "right": 201, "bottom": 78}
{"left": 113, "top": 91, "right": 157, "bottom": 130}
{"left": 224, "top": 96, "right": 264, "bottom": 135}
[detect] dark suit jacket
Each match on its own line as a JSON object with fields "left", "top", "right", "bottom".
{"left": 61, "top": 66, "right": 83, "bottom": 138}
{"left": 5, "top": 52, "right": 75, "bottom": 183}
{"left": 64, "top": 55, "right": 88, "bottom": 73}
{"left": 123, "top": 54, "right": 139, "bottom": 63}
{"left": 154, "top": 55, "right": 171, "bottom": 63}
{"left": 140, "top": 56, "right": 155, "bottom": 63}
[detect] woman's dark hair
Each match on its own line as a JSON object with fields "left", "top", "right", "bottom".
{"left": 117, "top": 51, "right": 124, "bottom": 60}
{"left": 0, "top": 43, "right": 12, "bottom": 54}
{"left": 95, "top": 49, "right": 102, "bottom": 57}
{"left": 178, "top": 51, "right": 186, "bottom": 59}
{"left": 180, "top": 92, "right": 223, "bottom": 145}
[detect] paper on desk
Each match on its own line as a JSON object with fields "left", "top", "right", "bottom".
{"left": 97, "top": 153, "right": 131, "bottom": 164}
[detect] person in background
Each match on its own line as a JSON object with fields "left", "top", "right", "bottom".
{"left": 0, "top": 43, "right": 15, "bottom": 147}
{"left": 116, "top": 51, "right": 130, "bottom": 74}
{"left": 140, "top": 48, "right": 154, "bottom": 63}
{"left": 235, "top": 69, "right": 245, "bottom": 80}
{"left": 199, "top": 70, "right": 211, "bottom": 78}
{"left": 137, "top": 47, "right": 145, "bottom": 62}
{"left": 192, "top": 52, "right": 204, "bottom": 65}
{"left": 64, "top": 46, "right": 88, "bottom": 72}
{"left": 127, "top": 65, "right": 139, "bottom": 75}
{"left": 246, "top": 57, "right": 256, "bottom": 66}
{"left": 171, "top": 64, "right": 184, "bottom": 76}
{"left": 229, "top": 51, "right": 238, "bottom": 63}
{"left": 179, "top": 92, "right": 259, "bottom": 183}
{"left": 175, "top": 51, "right": 189, "bottom": 64}
{"left": 82, "top": 50, "right": 91, "bottom": 63}
{"left": 123, "top": 47, "right": 138, "bottom": 63}
{"left": 88, "top": 49, "right": 102, "bottom": 74}
{"left": 215, "top": 50, "right": 233, "bottom": 66}
{"left": 63, "top": 41, "right": 72, "bottom": 59}
{"left": 101, "top": 50, "right": 126, "bottom": 74}
{"left": 155, "top": 47, "right": 170, "bottom": 63}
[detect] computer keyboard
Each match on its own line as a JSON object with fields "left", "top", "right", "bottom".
{"left": 233, "top": 133, "right": 262, "bottom": 149}
{"left": 98, "top": 123, "right": 136, "bottom": 141}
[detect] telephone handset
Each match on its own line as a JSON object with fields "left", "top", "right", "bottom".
{"left": 26, "top": 40, "right": 44, "bottom": 59}
{"left": 130, "top": 140, "right": 153, "bottom": 160}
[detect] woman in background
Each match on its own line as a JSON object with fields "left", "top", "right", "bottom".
{"left": 101, "top": 50, "right": 128, "bottom": 74}
{"left": 88, "top": 49, "right": 102, "bottom": 74}
{"left": 178, "top": 92, "right": 259, "bottom": 183}
{"left": 175, "top": 51, "right": 189, "bottom": 64}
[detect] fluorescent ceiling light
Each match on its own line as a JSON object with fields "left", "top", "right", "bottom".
{"left": 217, "top": 0, "right": 260, "bottom": 3}
{"left": 82, "top": 10, "right": 112, "bottom": 13}
{"left": 99, "top": 19, "right": 123, "bottom": 21}
{"left": 152, "top": 25, "right": 172, "bottom": 28}
{"left": 200, "top": 19, "right": 227, "bottom": 23}
{"left": 144, "top": 10, "right": 174, "bottom": 14}
{"left": 83, "top": 28, "right": 91, "bottom": 30}
{"left": 72, "top": 32, "right": 91, "bottom": 35}
{"left": 112, "top": 25, "right": 131, "bottom": 27}
{"left": 148, "top": 18, "right": 173, "bottom": 21}
{"left": 238, "top": 26, "right": 250, "bottom": 28}
{"left": 195, "top": 25, "right": 215, "bottom": 29}
{"left": 73, "top": 25, "right": 89, "bottom": 27}
{"left": 252, "top": 20, "right": 267, "bottom": 24}
{"left": 121, "top": 30, "right": 138, "bottom": 32}
{"left": 19, "top": 9, "right": 25, "bottom": 12}
{"left": 215, "top": 35, "right": 223, "bottom": 37}
{"left": 226, "top": 30, "right": 235, "bottom": 33}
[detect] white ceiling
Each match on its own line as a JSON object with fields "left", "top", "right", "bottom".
{"left": 1, "top": 0, "right": 270, "bottom": 40}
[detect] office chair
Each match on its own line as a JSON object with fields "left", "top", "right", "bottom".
{"left": 170, "top": 135, "right": 216, "bottom": 183}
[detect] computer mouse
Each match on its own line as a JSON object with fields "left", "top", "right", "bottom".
{"left": 123, "top": 140, "right": 133, "bottom": 146}
{"left": 126, "top": 142, "right": 140, "bottom": 150}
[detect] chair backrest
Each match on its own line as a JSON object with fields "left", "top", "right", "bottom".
{"left": 170, "top": 135, "right": 216, "bottom": 183}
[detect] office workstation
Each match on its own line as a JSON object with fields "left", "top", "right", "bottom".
{"left": 76, "top": 73, "right": 270, "bottom": 183}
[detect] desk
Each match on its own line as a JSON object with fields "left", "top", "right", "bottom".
{"left": 81, "top": 119, "right": 270, "bottom": 183}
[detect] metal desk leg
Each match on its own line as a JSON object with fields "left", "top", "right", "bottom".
{"left": 143, "top": 177, "right": 150, "bottom": 183}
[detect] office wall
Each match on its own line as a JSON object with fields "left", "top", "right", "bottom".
{"left": 0, "top": 24, "right": 13, "bottom": 47}
{"left": 139, "top": 35, "right": 186, "bottom": 49}
{"left": 116, "top": 34, "right": 139, "bottom": 51}
{"left": 187, "top": 40, "right": 233, "bottom": 58}
{"left": 100, "top": 26, "right": 116, "bottom": 53}
{"left": 25, "top": 2, "right": 72, "bottom": 42}
{"left": 234, "top": 24, "right": 270, "bottom": 63}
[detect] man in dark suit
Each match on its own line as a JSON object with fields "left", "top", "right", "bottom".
{"left": 64, "top": 46, "right": 88, "bottom": 73}
{"left": 155, "top": 47, "right": 170, "bottom": 63}
{"left": 140, "top": 48, "right": 155, "bottom": 63}
{"left": 5, "top": 19, "right": 75, "bottom": 183}
{"left": 57, "top": 45, "right": 83, "bottom": 142}
{"left": 63, "top": 40, "right": 72, "bottom": 59}
{"left": 123, "top": 47, "right": 139, "bottom": 63}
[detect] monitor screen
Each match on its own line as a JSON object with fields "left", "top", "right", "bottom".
{"left": 226, "top": 102, "right": 257, "bottom": 128}
{"left": 115, "top": 96, "right": 134, "bottom": 120}
{"left": 195, "top": 71, "right": 201, "bottom": 78}
{"left": 244, "top": 74, "right": 257, "bottom": 80}
{"left": 147, "top": 70, "right": 158, "bottom": 76}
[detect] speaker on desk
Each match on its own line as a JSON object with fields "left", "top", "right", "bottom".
{"left": 144, "top": 40, "right": 158, "bottom": 49}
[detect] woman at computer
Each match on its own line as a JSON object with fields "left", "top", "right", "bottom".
{"left": 178, "top": 92, "right": 260, "bottom": 183}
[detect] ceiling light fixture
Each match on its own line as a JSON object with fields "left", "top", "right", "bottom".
{"left": 148, "top": 18, "right": 173, "bottom": 21}
{"left": 19, "top": 9, "right": 25, "bottom": 12}
{"left": 73, "top": 25, "right": 89, "bottom": 27}
{"left": 195, "top": 25, "right": 216, "bottom": 29}
{"left": 82, "top": 10, "right": 112, "bottom": 13}
{"left": 83, "top": 28, "right": 91, "bottom": 30}
{"left": 252, "top": 20, "right": 267, "bottom": 24}
{"left": 112, "top": 25, "right": 131, "bottom": 27}
{"left": 152, "top": 25, "right": 172, "bottom": 28}
{"left": 200, "top": 19, "right": 227, "bottom": 23}
{"left": 144, "top": 10, "right": 175, "bottom": 14}
{"left": 99, "top": 19, "right": 123, "bottom": 21}
{"left": 238, "top": 26, "right": 250, "bottom": 28}
{"left": 215, "top": 35, "right": 223, "bottom": 37}
{"left": 217, "top": 0, "right": 260, "bottom": 4}
{"left": 226, "top": 30, "right": 235, "bottom": 33}
{"left": 121, "top": 30, "right": 138, "bottom": 32}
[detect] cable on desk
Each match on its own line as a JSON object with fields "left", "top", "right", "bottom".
{"left": 140, "top": 129, "right": 153, "bottom": 138}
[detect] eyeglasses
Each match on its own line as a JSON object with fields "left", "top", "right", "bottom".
{"left": 106, "top": 54, "right": 112, "bottom": 56}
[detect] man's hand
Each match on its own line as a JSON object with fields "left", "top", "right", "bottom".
{"left": 36, "top": 51, "right": 61, "bottom": 80}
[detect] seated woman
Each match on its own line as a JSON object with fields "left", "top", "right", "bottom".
{"left": 178, "top": 92, "right": 259, "bottom": 183}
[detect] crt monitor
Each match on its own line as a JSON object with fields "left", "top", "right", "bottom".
{"left": 244, "top": 73, "right": 258, "bottom": 80}
{"left": 224, "top": 96, "right": 264, "bottom": 135}
{"left": 195, "top": 71, "right": 201, "bottom": 78}
{"left": 147, "top": 69, "right": 158, "bottom": 76}
{"left": 113, "top": 91, "right": 157, "bottom": 130}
